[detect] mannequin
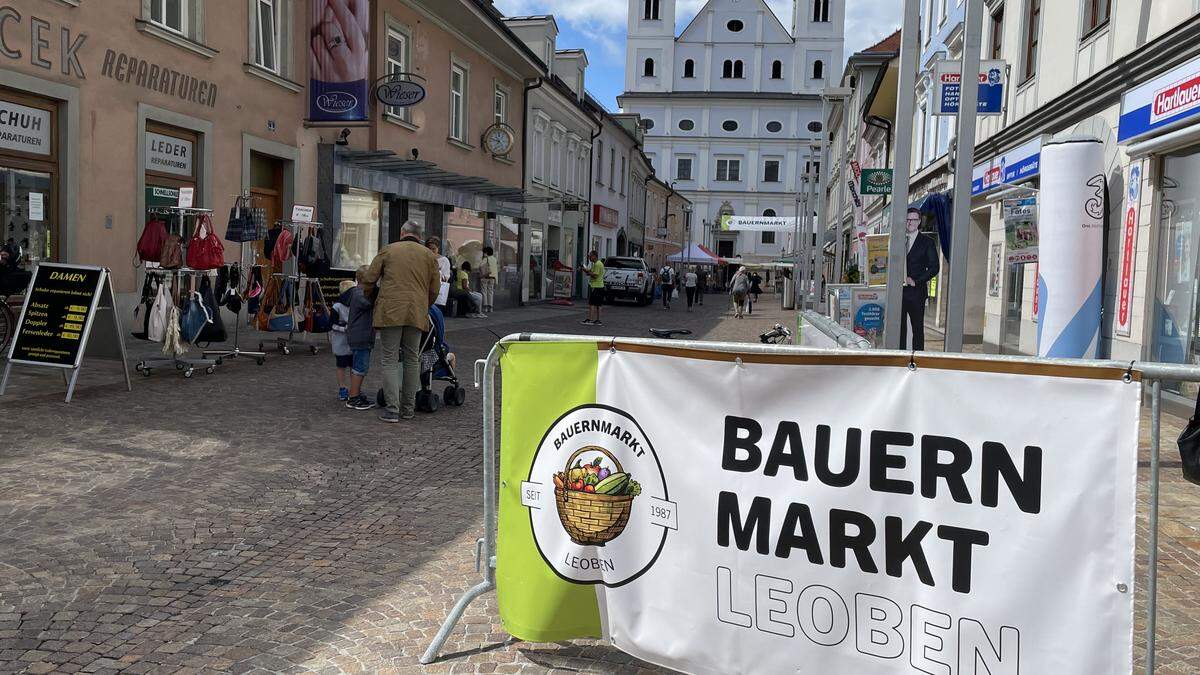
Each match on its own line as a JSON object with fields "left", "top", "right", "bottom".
{"left": 900, "top": 208, "right": 940, "bottom": 351}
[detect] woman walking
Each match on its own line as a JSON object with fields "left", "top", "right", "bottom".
{"left": 729, "top": 267, "right": 751, "bottom": 319}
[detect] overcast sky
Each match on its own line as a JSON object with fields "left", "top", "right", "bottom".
{"left": 493, "top": 0, "right": 904, "bottom": 110}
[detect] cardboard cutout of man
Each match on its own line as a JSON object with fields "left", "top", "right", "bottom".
{"left": 901, "top": 208, "right": 940, "bottom": 350}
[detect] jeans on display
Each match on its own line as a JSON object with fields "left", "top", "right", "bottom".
{"left": 481, "top": 278, "right": 496, "bottom": 309}
{"left": 380, "top": 325, "right": 423, "bottom": 415}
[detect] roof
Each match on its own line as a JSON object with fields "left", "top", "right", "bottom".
{"left": 863, "top": 30, "right": 901, "bottom": 54}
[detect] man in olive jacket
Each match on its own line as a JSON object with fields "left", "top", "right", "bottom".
{"left": 363, "top": 221, "right": 441, "bottom": 422}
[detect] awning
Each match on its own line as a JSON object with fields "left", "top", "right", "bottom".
{"left": 334, "top": 149, "right": 552, "bottom": 217}
{"left": 667, "top": 243, "right": 722, "bottom": 265}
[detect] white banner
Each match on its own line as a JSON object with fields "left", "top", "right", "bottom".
{"left": 1037, "top": 139, "right": 1105, "bottom": 358}
{"left": 723, "top": 215, "right": 797, "bottom": 232}
{"left": 545, "top": 349, "right": 1139, "bottom": 674}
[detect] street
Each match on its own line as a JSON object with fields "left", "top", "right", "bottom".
{"left": 0, "top": 295, "right": 1198, "bottom": 673}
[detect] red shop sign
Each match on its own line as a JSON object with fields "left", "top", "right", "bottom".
{"left": 593, "top": 204, "right": 619, "bottom": 228}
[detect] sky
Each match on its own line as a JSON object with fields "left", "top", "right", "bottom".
{"left": 492, "top": 0, "right": 904, "bottom": 112}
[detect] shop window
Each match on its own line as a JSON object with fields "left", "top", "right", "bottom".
{"left": 334, "top": 189, "right": 380, "bottom": 270}
{"left": 683, "top": 59, "right": 695, "bottom": 78}
{"left": 386, "top": 27, "right": 411, "bottom": 121}
{"left": 0, "top": 92, "right": 57, "bottom": 271}
{"left": 450, "top": 63, "right": 468, "bottom": 142}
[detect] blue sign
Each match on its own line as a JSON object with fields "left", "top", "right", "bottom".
{"left": 971, "top": 137, "right": 1043, "bottom": 196}
{"left": 934, "top": 60, "right": 1006, "bottom": 116}
{"left": 1119, "top": 54, "right": 1200, "bottom": 143}
{"left": 855, "top": 304, "right": 883, "bottom": 331}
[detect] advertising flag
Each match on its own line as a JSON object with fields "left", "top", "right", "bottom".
{"left": 309, "top": 0, "right": 370, "bottom": 122}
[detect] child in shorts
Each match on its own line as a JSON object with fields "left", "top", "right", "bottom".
{"left": 330, "top": 279, "right": 355, "bottom": 400}
{"left": 343, "top": 266, "right": 377, "bottom": 410}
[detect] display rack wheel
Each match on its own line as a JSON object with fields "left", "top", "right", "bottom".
{"left": 141, "top": 369, "right": 152, "bottom": 377}
{"left": 183, "top": 368, "right": 194, "bottom": 379}
{"left": 310, "top": 345, "right": 319, "bottom": 355}
{"left": 135, "top": 362, "right": 144, "bottom": 372}
{"left": 205, "top": 366, "right": 216, "bottom": 375}
{"left": 256, "top": 357, "right": 266, "bottom": 366}
{"left": 176, "top": 362, "right": 185, "bottom": 371}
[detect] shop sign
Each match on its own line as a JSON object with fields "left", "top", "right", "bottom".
{"left": 971, "top": 137, "right": 1041, "bottom": 195}
{"left": 1116, "top": 161, "right": 1144, "bottom": 337}
{"left": 374, "top": 76, "right": 426, "bottom": 108}
{"left": 1002, "top": 197, "right": 1038, "bottom": 264}
{"left": 865, "top": 234, "right": 888, "bottom": 286}
{"left": 548, "top": 207, "right": 563, "bottom": 225}
{"left": 291, "top": 204, "right": 315, "bottom": 223}
{"left": 933, "top": 59, "right": 1006, "bottom": 116}
{"left": 593, "top": 204, "right": 619, "bottom": 229}
{"left": 0, "top": 9, "right": 87, "bottom": 79}
{"left": 101, "top": 50, "right": 218, "bottom": 108}
{"left": 0, "top": 99, "right": 51, "bottom": 155}
{"left": 721, "top": 215, "right": 795, "bottom": 232}
{"left": 146, "top": 186, "right": 178, "bottom": 208}
{"left": 145, "top": 132, "right": 193, "bottom": 177}
{"left": 309, "top": 0, "right": 370, "bottom": 121}
{"left": 859, "top": 169, "right": 892, "bottom": 195}
{"left": 1119, "top": 54, "right": 1200, "bottom": 143}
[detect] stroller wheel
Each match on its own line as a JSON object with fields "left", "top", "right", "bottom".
{"left": 426, "top": 392, "right": 441, "bottom": 413}
{"left": 445, "top": 386, "right": 466, "bottom": 406}
{"left": 416, "top": 390, "right": 430, "bottom": 412}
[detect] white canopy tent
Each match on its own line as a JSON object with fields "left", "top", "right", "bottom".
{"left": 666, "top": 243, "right": 721, "bottom": 266}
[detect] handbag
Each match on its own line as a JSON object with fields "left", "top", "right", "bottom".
{"left": 267, "top": 279, "right": 295, "bottom": 332}
{"left": 147, "top": 280, "right": 171, "bottom": 343}
{"left": 255, "top": 276, "right": 281, "bottom": 331}
{"left": 160, "top": 233, "right": 183, "bottom": 269}
{"left": 131, "top": 273, "right": 157, "bottom": 340}
{"left": 300, "top": 229, "right": 331, "bottom": 277}
{"left": 186, "top": 214, "right": 225, "bottom": 270}
{"left": 197, "top": 276, "right": 227, "bottom": 344}
{"left": 271, "top": 227, "right": 295, "bottom": 268}
{"left": 309, "top": 283, "right": 332, "bottom": 333}
{"left": 1177, "top": 389, "right": 1200, "bottom": 484}
{"left": 137, "top": 219, "right": 169, "bottom": 265}
{"left": 224, "top": 197, "right": 261, "bottom": 243}
{"left": 179, "top": 291, "right": 211, "bottom": 344}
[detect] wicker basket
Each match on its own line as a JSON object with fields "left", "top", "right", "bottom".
{"left": 555, "top": 446, "right": 634, "bottom": 546}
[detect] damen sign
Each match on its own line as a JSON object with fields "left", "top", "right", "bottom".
{"left": 496, "top": 342, "right": 1139, "bottom": 674}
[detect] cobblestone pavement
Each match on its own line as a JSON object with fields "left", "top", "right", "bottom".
{"left": 1, "top": 292, "right": 1199, "bottom": 673}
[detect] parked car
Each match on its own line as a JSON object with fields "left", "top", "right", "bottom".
{"left": 603, "top": 257, "right": 653, "bottom": 306}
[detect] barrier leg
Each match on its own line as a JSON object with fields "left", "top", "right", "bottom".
{"left": 1146, "top": 380, "right": 1161, "bottom": 674}
{"left": 419, "top": 579, "right": 495, "bottom": 664}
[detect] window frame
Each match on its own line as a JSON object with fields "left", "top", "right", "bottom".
{"left": 151, "top": 0, "right": 189, "bottom": 35}
{"left": 449, "top": 61, "right": 469, "bottom": 143}
{"left": 771, "top": 60, "right": 783, "bottom": 80}
{"left": 761, "top": 230, "right": 776, "bottom": 245}
{"left": 644, "top": 0, "right": 660, "bottom": 20}
{"left": 989, "top": 5, "right": 1004, "bottom": 61}
{"left": 385, "top": 25, "right": 412, "bottom": 121}
{"left": 676, "top": 156, "right": 693, "bottom": 181}
{"left": 813, "top": 0, "right": 830, "bottom": 22}
{"left": 494, "top": 84, "right": 508, "bottom": 126}
{"left": 683, "top": 59, "right": 695, "bottom": 78}
{"left": 1021, "top": 0, "right": 1041, "bottom": 84}
{"left": 252, "top": 0, "right": 280, "bottom": 73}
{"left": 763, "top": 159, "right": 781, "bottom": 183}
{"left": 1081, "top": 0, "right": 1111, "bottom": 40}
{"left": 716, "top": 158, "right": 741, "bottom": 182}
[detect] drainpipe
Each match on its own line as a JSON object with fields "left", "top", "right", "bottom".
{"left": 520, "top": 77, "right": 544, "bottom": 305}
{"left": 642, "top": 175, "right": 653, "bottom": 261}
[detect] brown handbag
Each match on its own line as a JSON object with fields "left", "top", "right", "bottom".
{"left": 159, "top": 233, "right": 183, "bottom": 269}
{"left": 255, "top": 276, "right": 281, "bottom": 331}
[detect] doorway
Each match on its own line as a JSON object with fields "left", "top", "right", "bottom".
{"left": 249, "top": 152, "right": 284, "bottom": 266}
{"left": 1000, "top": 262, "right": 1025, "bottom": 353}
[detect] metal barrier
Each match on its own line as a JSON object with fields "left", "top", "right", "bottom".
{"left": 799, "top": 309, "right": 873, "bottom": 349}
{"left": 421, "top": 333, "right": 1197, "bottom": 673}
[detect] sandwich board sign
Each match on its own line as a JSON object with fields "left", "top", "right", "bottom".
{"left": 1, "top": 263, "right": 131, "bottom": 402}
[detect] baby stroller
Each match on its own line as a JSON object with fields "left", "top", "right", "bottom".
{"left": 377, "top": 305, "right": 467, "bottom": 413}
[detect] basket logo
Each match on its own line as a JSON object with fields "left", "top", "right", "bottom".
{"left": 523, "top": 404, "right": 675, "bottom": 587}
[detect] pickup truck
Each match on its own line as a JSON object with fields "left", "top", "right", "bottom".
{"left": 602, "top": 257, "right": 654, "bottom": 306}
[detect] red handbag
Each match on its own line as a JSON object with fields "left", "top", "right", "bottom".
{"left": 137, "top": 218, "right": 168, "bottom": 264}
{"left": 186, "top": 214, "right": 225, "bottom": 270}
{"left": 271, "top": 227, "right": 295, "bottom": 268}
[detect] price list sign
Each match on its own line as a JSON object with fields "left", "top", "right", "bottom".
{"left": 8, "top": 264, "right": 104, "bottom": 367}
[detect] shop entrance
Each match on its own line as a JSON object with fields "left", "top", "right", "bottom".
{"left": 1153, "top": 146, "right": 1200, "bottom": 395}
{"left": 249, "top": 152, "right": 284, "bottom": 266}
{"left": 528, "top": 224, "right": 544, "bottom": 301}
{"left": 1000, "top": 262, "right": 1025, "bottom": 354}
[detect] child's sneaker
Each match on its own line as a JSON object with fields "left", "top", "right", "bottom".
{"left": 350, "top": 395, "right": 376, "bottom": 411}
{"left": 338, "top": 387, "right": 349, "bottom": 401}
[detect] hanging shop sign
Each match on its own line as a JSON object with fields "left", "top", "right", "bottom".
{"left": 593, "top": 204, "right": 619, "bottom": 229}
{"left": 145, "top": 132, "right": 194, "bottom": 177}
{"left": 1116, "top": 160, "right": 1145, "bottom": 337}
{"left": 374, "top": 72, "right": 426, "bottom": 108}
{"left": 101, "top": 50, "right": 218, "bottom": 108}
{"left": 865, "top": 233, "right": 889, "bottom": 286}
{"left": 1, "top": 263, "right": 131, "bottom": 403}
{"left": 1118, "top": 53, "right": 1200, "bottom": 143}
{"left": 859, "top": 168, "right": 893, "bottom": 195}
{"left": 309, "top": 0, "right": 371, "bottom": 121}
{"left": 721, "top": 215, "right": 796, "bottom": 232}
{"left": 495, "top": 342, "right": 1139, "bottom": 673}
{"left": 0, "top": 99, "right": 51, "bottom": 155}
{"left": 933, "top": 59, "right": 1006, "bottom": 116}
{"left": 971, "top": 137, "right": 1042, "bottom": 195}
{"left": 1002, "top": 197, "right": 1038, "bottom": 264}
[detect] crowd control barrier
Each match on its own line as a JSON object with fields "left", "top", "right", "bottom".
{"left": 422, "top": 333, "right": 1196, "bottom": 674}
{"left": 799, "top": 309, "right": 873, "bottom": 350}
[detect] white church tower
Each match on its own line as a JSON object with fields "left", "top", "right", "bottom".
{"left": 619, "top": 0, "right": 846, "bottom": 264}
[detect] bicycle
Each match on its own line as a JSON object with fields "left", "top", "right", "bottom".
{"left": 0, "top": 294, "right": 18, "bottom": 356}
{"left": 759, "top": 324, "right": 792, "bottom": 345}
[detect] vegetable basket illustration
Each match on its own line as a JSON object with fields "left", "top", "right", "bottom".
{"left": 553, "top": 446, "right": 642, "bottom": 546}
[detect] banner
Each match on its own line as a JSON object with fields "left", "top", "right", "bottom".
{"left": 860, "top": 169, "right": 893, "bottom": 195}
{"left": 309, "top": 0, "right": 370, "bottom": 121}
{"left": 498, "top": 343, "right": 1139, "bottom": 674}
{"left": 1037, "top": 139, "right": 1105, "bottom": 358}
{"left": 1002, "top": 197, "right": 1038, "bottom": 264}
{"left": 1115, "top": 161, "right": 1144, "bottom": 337}
{"left": 722, "top": 215, "right": 797, "bottom": 232}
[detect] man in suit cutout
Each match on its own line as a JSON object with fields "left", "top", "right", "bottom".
{"left": 901, "top": 208, "right": 940, "bottom": 350}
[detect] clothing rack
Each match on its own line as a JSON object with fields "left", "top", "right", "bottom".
{"left": 203, "top": 192, "right": 267, "bottom": 366}
{"left": 135, "top": 206, "right": 220, "bottom": 379}
{"left": 261, "top": 219, "right": 324, "bottom": 356}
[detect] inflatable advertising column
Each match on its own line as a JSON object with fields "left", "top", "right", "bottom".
{"left": 1037, "top": 138, "right": 1105, "bottom": 358}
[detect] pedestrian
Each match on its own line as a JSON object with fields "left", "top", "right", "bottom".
{"left": 456, "top": 261, "right": 486, "bottom": 318}
{"left": 581, "top": 250, "right": 605, "bottom": 326}
{"left": 750, "top": 271, "right": 763, "bottom": 302}
{"left": 343, "top": 266, "right": 377, "bottom": 411}
{"left": 330, "top": 279, "right": 356, "bottom": 401}
{"left": 684, "top": 266, "right": 698, "bottom": 312}
{"left": 730, "top": 267, "right": 750, "bottom": 319}
{"left": 363, "top": 220, "right": 441, "bottom": 423}
{"left": 660, "top": 264, "right": 675, "bottom": 309}
{"left": 696, "top": 266, "right": 706, "bottom": 305}
{"left": 480, "top": 246, "right": 498, "bottom": 314}
{"left": 426, "top": 237, "right": 451, "bottom": 314}
{"left": 650, "top": 267, "right": 661, "bottom": 301}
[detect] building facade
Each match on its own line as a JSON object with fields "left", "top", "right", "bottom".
{"left": 0, "top": 0, "right": 317, "bottom": 308}
{"left": 619, "top": 0, "right": 845, "bottom": 264}
{"left": 586, "top": 97, "right": 642, "bottom": 260}
{"left": 503, "top": 17, "right": 597, "bottom": 302}
{"left": 644, "top": 177, "right": 690, "bottom": 270}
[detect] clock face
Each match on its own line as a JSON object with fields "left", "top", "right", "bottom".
{"left": 486, "top": 126, "right": 513, "bottom": 156}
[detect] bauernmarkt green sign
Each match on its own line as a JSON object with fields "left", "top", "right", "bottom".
{"left": 861, "top": 169, "right": 893, "bottom": 195}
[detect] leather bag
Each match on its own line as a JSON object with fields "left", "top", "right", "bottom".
{"left": 159, "top": 233, "right": 183, "bottom": 270}
{"left": 186, "top": 214, "right": 225, "bottom": 270}
{"left": 137, "top": 219, "right": 169, "bottom": 265}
